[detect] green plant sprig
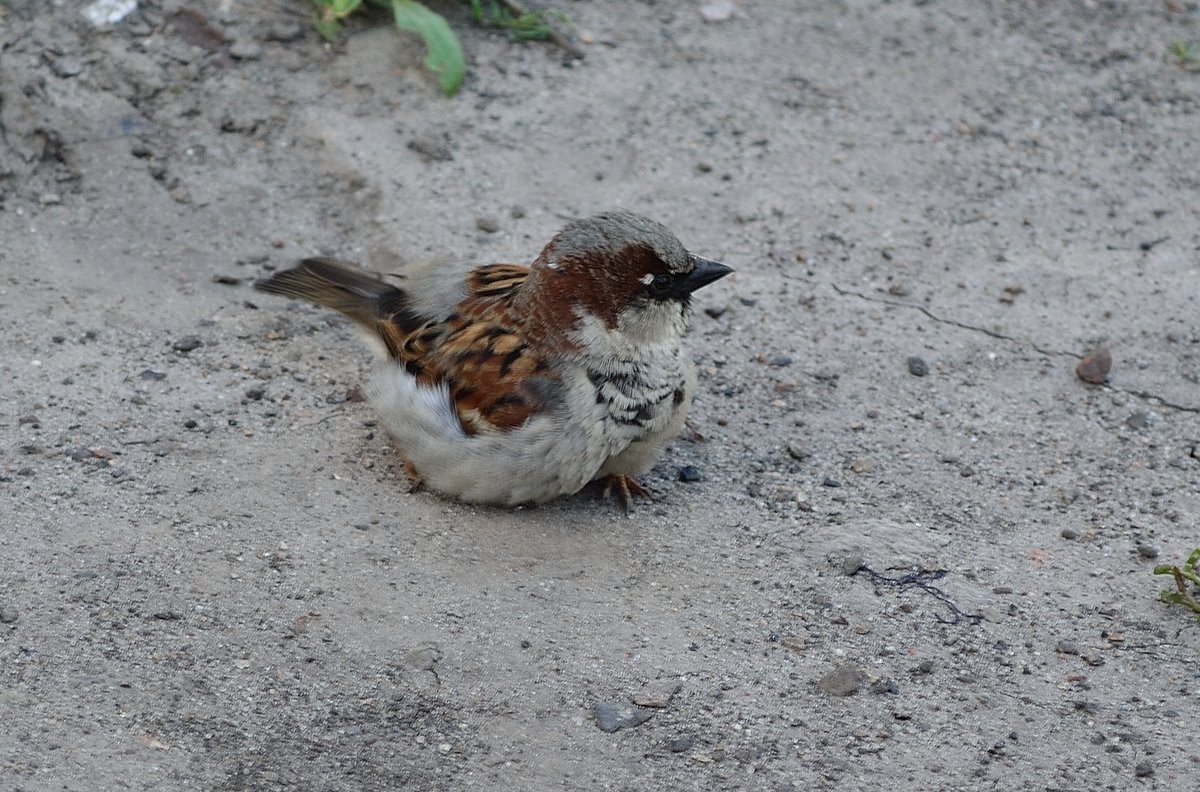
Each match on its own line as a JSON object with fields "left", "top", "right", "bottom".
{"left": 1167, "top": 39, "right": 1200, "bottom": 68}
{"left": 312, "top": 0, "right": 465, "bottom": 96}
{"left": 1154, "top": 547, "right": 1200, "bottom": 622}
{"left": 311, "top": 0, "right": 579, "bottom": 97}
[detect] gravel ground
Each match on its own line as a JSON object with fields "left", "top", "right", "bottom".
{"left": 3, "top": 1, "right": 1199, "bottom": 789}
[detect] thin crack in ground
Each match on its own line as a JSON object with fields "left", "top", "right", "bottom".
{"left": 830, "top": 283, "right": 1200, "bottom": 414}
{"left": 852, "top": 565, "right": 983, "bottom": 626}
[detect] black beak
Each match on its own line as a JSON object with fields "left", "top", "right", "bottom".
{"left": 682, "top": 256, "right": 733, "bottom": 293}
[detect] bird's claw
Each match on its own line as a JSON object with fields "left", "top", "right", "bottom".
{"left": 600, "top": 475, "right": 653, "bottom": 513}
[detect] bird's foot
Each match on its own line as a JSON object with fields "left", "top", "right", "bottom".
{"left": 600, "top": 474, "right": 653, "bottom": 513}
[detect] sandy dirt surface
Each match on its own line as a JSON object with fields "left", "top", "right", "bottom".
{"left": 3, "top": 0, "right": 1200, "bottom": 789}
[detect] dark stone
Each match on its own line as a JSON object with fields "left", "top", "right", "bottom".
{"left": 906, "top": 356, "right": 929, "bottom": 377}
{"left": 594, "top": 700, "right": 654, "bottom": 733}
{"left": 1075, "top": 346, "right": 1111, "bottom": 384}
{"left": 668, "top": 735, "right": 694, "bottom": 753}
{"left": 173, "top": 335, "right": 202, "bottom": 353}
{"left": 678, "top": 465, "right": 703, "bottom": 482}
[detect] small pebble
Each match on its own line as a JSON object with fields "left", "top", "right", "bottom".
{"left": 1061, "top": 527, "right": 1080, "bottom": 540}
{"left": 52, "top": 57, "right": 84, "bottom": 77}
{"left": 407, "top": 135, "right": 453, "bottom": 162}
{"left": 786, "top": 441, "right": 808, "bottom": 461}
{"left": 402, "top": 646, "right": 441, "bottom": 671}
{"left": 632, "top": 682, "right": 680, "bottom": 709}
{"left": 1135, "top": 761, "right": 1154, "bottom": 778}
{"left": 822, "top": 477, "right": 841, "bottom": 488}
{"left": 265, "top": 20, "right": 305, "bottom": 42}
{"left": 229, "top": 39, "right": 264, "bottom": 60}
{"left": 0, "top": 606, "right": 18, "bottom": 624}
{"left": 906, "top": 356, "right": 929, "bottom": 377}
{"left": 173, "top": 335, "right": 202, "bottom": 353}
{"left": 1056, "top": 639, "right": 1081, "bottom": 655}
{"left": 1075, "top": 346, "right": 1111, "bottom": 384}
{"left": 668, "top": 735, "right": 694, "bottom": 753}
{"left": 475, "top": 216, "right": 500, "bottom": 233}
{"left": 767, "top": 354, "right": 793, "bottom": 367}
{"left": 978, "top": 607, "right": 1005, "bottom": 624}
{"left": 816, "top": 664, "right": 866, "bottom": 697}
{"left": 245, "top": 386, "right": 265, "bottom": 401}
{"left": 703, "top": 305, "right": 727, "bottom": 319}
{"left": 594, "top": 700, "right": 654, "bottom": 733}
{"left": 678, "top": 465, "right": 702, "bottom": 482}
{"left": 1125, "top": 411, "right": 1151, "bottom": 430}
{"left": 1136, "top": 543, "right": 1160, "bottom": 560}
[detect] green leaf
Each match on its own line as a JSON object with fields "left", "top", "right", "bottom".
{"left": 312, "top": 0, "right": 362, "bottom": 41}
{"left": 388, "top": 0, "right": 465, "bottom": 96}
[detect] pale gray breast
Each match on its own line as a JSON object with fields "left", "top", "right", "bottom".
{"left": 586, "top": 356, "right": 688, "bottom": 435}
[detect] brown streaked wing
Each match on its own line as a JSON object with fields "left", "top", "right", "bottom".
{"left": 381, "top": 263, "right": 558, "bottom": 434}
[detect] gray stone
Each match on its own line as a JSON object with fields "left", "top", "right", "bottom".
{"left": 816, "top": 664, "right": 867, "bottom": 697}
{"left": 594, "top": 700, "right": 654, "bottom": 733}
{"left": 173, "top": 335, "right": 202, "bottom": 353}
{"left": 229, "top": 39, "right": 264, "bottom": 60}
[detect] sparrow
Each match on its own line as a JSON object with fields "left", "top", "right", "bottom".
{"left": 253, "top": 210, "right": 732, "bottom": 508}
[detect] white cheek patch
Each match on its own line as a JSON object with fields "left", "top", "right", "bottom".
{"left": 640, "top": 273, "right": 655, "bottom": 285}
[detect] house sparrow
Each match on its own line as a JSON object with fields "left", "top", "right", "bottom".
{"left": 254, "top": 210, "right": 732, "bottom": 508}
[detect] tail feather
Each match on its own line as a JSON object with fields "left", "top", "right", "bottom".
{"left": 254, "top": 257, "right": 420, "bottom": 333}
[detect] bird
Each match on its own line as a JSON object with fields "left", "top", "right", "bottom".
{"left": 253, "top": 210, "right": 732, "bottom": 508}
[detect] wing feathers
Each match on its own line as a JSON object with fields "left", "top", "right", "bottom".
{"left": 254, "top": 258, "right": 420, "bottom": 334}
{"left": 256, "top": 258, "right": 558, "bottom": 433}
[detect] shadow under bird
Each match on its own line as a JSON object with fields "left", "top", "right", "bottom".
{"left": 254, "top": 210, "right": 732, "bottom": 508}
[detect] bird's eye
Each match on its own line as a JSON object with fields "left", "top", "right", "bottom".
{"left": 647, "top": 273, "right": 674, "bottom": 295}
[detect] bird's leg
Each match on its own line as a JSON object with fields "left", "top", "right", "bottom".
{"left": 402, "top": 460, "right": 425, "bottom": 493}
{"left": 600, "top": 474, "right": 653, "bottom": 513}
